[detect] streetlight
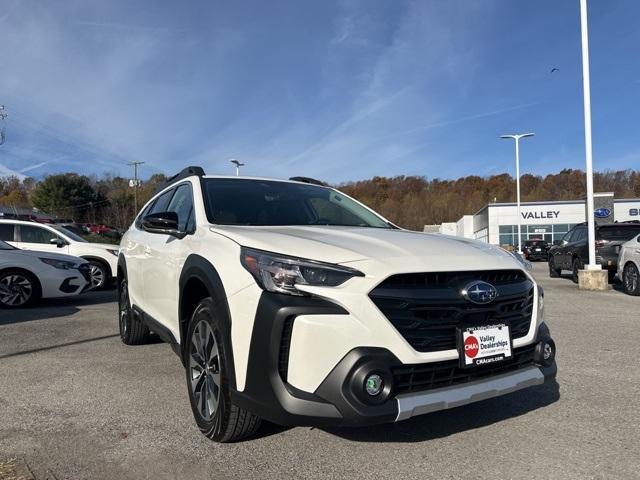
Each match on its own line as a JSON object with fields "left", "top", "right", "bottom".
{"left": 579, "top": 0, "right": 599, "bottom": 272}
{"left": 500, "top": 133, "right": 535, "bottom": 254}
{"left": 230, "top": 159, "right": 245, "bottom": 176}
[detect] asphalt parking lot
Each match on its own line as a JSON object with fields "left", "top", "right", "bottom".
{"left": 1, "top": 263, "right": 639, "bottom": 480}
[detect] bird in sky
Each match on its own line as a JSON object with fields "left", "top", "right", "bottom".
{"left": 550, "top": 67, "right": 560, "bottom": 73}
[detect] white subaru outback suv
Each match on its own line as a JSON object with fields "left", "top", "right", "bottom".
{"left": 118, "top": 166, "right": 557, "bottom": 442}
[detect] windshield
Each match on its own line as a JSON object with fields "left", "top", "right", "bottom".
{"left": 0, "top": 240, "right": 16, "bottom": 250}
{"left": 50, "top": 224, "right": 87, "bottom": 242}
{"left": 599, "top": 225, "right": 640, "bottom": 241}
{"left": 202, "top": 178, "right": 391, "bottom": 228}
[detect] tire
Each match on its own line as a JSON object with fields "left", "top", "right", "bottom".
{"left": 118, "top": 277, "right": 150, "bottom": 345}
{"left": 572, "top": 257, "right": 583, "bottom": 284}
{"left": 185, "top": 298, "right": 261, "bottom": 443}
{"left": 0, "top": 269, "right": 42, "bottom": 308}
{"left": 623, "top": 263, "right": 640, "bottom": 296}
{"left": 548, "top": 257, "right": 561, "bottom": 278}
{"left": 87, "top": 260, "right": 108, "bottom": 290}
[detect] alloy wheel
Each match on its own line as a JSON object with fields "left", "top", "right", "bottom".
{"left": 189, "top": 320, "right": 221, "bottom": 421}
{"left": 624, "top": 264, "right": 639, "bottom": 293}
{"left": 89, "top": 264, "right": 105, "bottom": 289}
{"left": 0, "top": 274, "right": 33, "bottom": 307}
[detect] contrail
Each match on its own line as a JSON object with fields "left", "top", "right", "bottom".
{"left": 382, "top": 102, "right": 540, "bottom": 139}
{"left": 20, "top": 161, "right": 50, "bottom": 173}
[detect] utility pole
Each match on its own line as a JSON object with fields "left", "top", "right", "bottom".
{"left": 128, "top": 161, "right": 145, "bottom": 212}
{"left": 0, "top": 105, "right": 7, "bottom": 146}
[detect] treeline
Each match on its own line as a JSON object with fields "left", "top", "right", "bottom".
{"left": 1, "top": 169, "right": 639, "bottom": 231}
{"left": 0, "top": 173, "right": 167, "bottom": 229}
{"left": 339, "top": 169, "right": 640, "bottom": 230}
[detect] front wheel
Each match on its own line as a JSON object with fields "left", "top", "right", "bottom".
{"left": 185, "top": 298, "right": 261, "bottom": 442}
{"left": 0, "top": 269, "right": 41, "bottom": 308}
{"left": 88, "top": 260, "right": 108, "bottom": 290}
{"left": 118, "top": 277, "right": 149, "bottom": 345}
{"left": 623, "top": 263, "right": 640, "bottom": 296}
{"left": 572, "top": 258, "right": 583, "bottom": 284}
{"left": 549, "top": 257, "right": 561, "bottom": 278}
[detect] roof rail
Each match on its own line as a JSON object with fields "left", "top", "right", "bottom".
{"left": 156, "top": 166, "right": 205, "bottom": 193}
{"left": 289, "top": 176, "right": 328, "bottom": 186}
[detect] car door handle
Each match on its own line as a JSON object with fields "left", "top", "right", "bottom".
{"left": 144, "top": 246, "right": 152, "bottom": 256}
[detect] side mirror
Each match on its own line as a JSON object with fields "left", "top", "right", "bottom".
{"left": 141, "top": 211, "right": 185, "bottom": 238}
{"left": 50, "top": 237, "right": 67, "bottom": 248}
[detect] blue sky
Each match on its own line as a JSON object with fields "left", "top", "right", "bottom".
{"left": 0, "top": 0, "right": 639, "bottom": 183}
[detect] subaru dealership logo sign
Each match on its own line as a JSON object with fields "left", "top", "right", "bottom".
{"left": 462, "top": 281, "right": 498, "bottom": 304}
{"left": 594, "top": 208, "right": 611, "bottom": 218}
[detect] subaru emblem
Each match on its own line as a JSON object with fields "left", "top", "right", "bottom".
{"left": 462, "top": 281, "right": 498, "bottom": 304}
{"left": 594, "top": 208, "right": 611, "bottom": 218}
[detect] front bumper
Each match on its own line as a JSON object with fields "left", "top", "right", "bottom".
{"left": 231, "top": 292, "right": 557, "bottom": 427}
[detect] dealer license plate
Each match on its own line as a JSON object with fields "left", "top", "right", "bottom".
{"left": 458, "top": 324, "right": 512, "bottom": 368}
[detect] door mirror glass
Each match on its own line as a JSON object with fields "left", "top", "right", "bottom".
{"left": 141, "top": 211, "right": 185, "bottom": 238}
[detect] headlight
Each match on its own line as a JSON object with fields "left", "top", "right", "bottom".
{"left": 106, "top": 249, "right": 119, "bottom": 256}
{"left": 39, "top": 257, "right": 78, "bottom": 270}
{"left": 240, "top": 247, "right": 364, "bottom": 296}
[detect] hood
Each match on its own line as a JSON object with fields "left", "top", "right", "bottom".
{"left": 210, "top": 225, "right": 521, "bottom": 270}
{"left": 9, "top": 248, "right": 87, "bottom": 264}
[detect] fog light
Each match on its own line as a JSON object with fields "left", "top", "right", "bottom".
{"left": 365, "top": 374, "right": 384, "bottom": 396}
{"left": 534, "top": 337, "right": 556, "bottom": 367}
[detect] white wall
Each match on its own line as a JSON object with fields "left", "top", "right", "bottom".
{"left": 614, "top": 200, "right": 640, "bottom": 222}
{"left": 456, "top": 215, "right": 474, "bottom": 238}
{"left": 487, "top": 202, "right": 587, "bottom": 245}
{"left": 439, "top": 222, "right": 457, "bottom": 236}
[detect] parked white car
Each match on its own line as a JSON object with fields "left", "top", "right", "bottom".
{"left": 0, "top": 220, "right": 119, "bottom": 289}
{"left": 618, "top": 233, "right": 640, "bottom": 295}
{"left": 0, "top": 240, "right": 90, "bottom": 307}
{"left": 118, "top": 167, "right": 557, "bottom": 442}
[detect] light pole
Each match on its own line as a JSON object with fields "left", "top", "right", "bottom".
{"left": 579, "top": 0, "right": 599, "bottom": 271}
{"left": 230, "top": 159, "right": 245, "bottom": 176}
{"left": 500, "top": 133, "right": 535, "bottom": 254}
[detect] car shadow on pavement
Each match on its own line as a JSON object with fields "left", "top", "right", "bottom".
{"left": 320, "top": 381, "right": 560, "bottom": 443}
{"left": 0, "top": 290, "right": 116, "bottom": 326}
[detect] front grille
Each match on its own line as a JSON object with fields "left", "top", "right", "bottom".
{"left": 278, "top": 317, "right": 295, "bottom": 381}
{"left": 392, "top": 344, "right": 536, "bottom": 395}
{"left": 369, "top": 270, "right": 534, "bottom": 353}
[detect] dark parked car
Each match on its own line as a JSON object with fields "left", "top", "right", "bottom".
{"left": 522, "top": 239, "right": 549, "bottom": 261}
{"left": 548, "top": 222, "right": 640, "bottom": 283}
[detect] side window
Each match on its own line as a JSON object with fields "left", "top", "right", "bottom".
{"left": 20, "top": 225, "right": 61, "bottom": 244}
{"left": 166, "top": 183, "right": 195, "bottom": 232}
{"left": 570, "top": 227, "right": 585, "bottom": 243}
{"left": 0, "top": 223, "right": 15, "bottom": 241}
{"left": 561, "top": 230, "right": 573, "bottom": 243}
{"left": 149, "top": 189, "right": 175, "bottom": 215}
{"left": 135, "top": 202, "right": 155, "bottom": 229}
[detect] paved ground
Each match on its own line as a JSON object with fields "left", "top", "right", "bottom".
{"left": 1, "top": 263, "right": 639, "bottom": 480}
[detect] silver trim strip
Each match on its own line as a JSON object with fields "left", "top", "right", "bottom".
{"left": 395, "top": 366, "right": 544, "bottom": 421}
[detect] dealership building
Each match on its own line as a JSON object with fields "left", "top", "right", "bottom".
{"left": 437, "top": 192, "right": 640, "bottom": 247}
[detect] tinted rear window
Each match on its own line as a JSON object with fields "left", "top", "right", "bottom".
{"left": 599, "top": 225, "right": 640, "bottom": 241}
{"left": 0, "top": 223, "right": 15, "bottom": 241}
